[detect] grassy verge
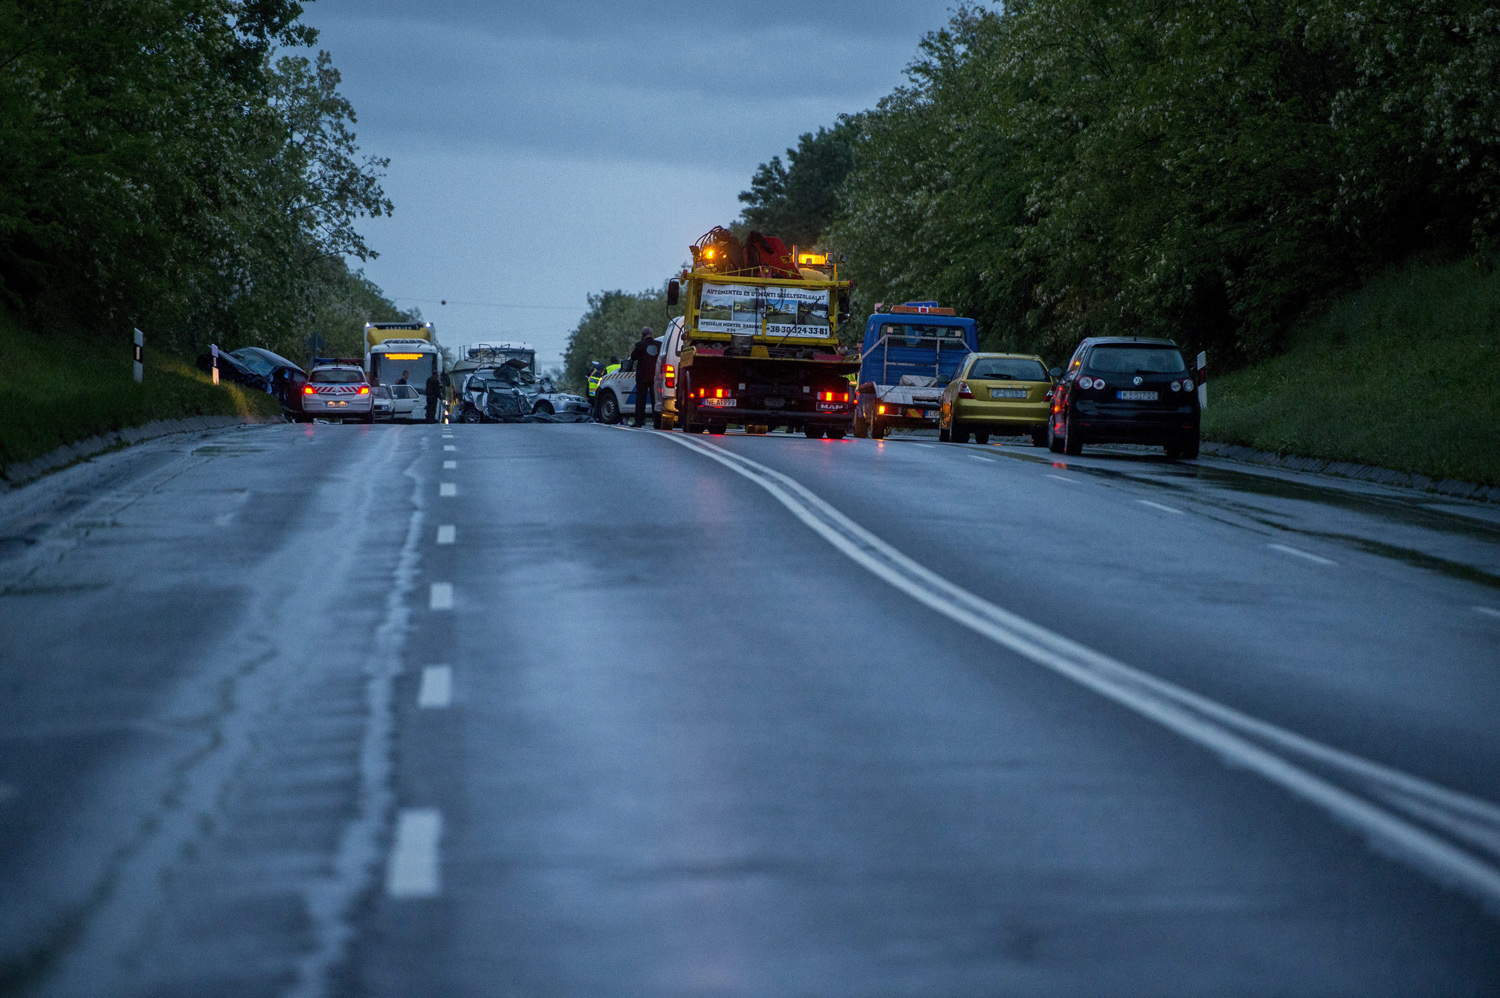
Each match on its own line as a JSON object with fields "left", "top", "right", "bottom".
{"left": 0, "top": 311, "right": 282, "bottom": 475}
{"left": 1203, "top": 257, "right": 1500, "bottom": 486}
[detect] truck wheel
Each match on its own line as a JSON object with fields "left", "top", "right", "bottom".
{"left": 826, "top": 428, "right": 846, "bottom": 440}
{"left": 709, "top": 423, "right": 727, "bottom": 435}
{"left": 747, "top": 424, "right": 769, "bottom": 435}
{"left": 870, "top": 420, "right": 886, "bottom": 440}
{"left": 853, "top": 411, "right": 869, "bottom": 438}
{"left": 974, "top": 431, "right": 990, "bottom": 445}
{"left": 598, "top": 392, "right": 621, "bottom": 425}
{"left": 803, "top": 426, "right": 825, "bottom": 439}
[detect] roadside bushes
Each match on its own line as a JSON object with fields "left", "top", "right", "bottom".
{"left": 0, "top": 0, "right": 396, "bottom": 360}
{"left": 763, "top": 1, "right": 1500, "bottom": 367}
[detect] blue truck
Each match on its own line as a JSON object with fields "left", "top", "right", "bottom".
{"left": 852, "top": 303, "right": 978, "bottom": 439}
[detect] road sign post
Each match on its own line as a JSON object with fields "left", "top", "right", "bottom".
{"left": 1196, "top": 351, "right": 1208, "bottom": 410}
{"left": 210, "top": 343, "right": 219, "bottom": 385}
{"left": 133, "top": 329, "right": 144, "bottom": 383}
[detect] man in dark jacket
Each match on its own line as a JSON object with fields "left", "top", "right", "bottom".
{"left": 424, "top": 370, "right": 443, "bottom": 422}
{"left": 629, "top": 326, "right": 660, "bottom": 427}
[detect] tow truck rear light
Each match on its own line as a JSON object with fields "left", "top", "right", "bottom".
{"left": 715, "top": 388, "right": 725, "bottom": 398}
{"left": 957, "top": 381, "right": 974, "bottom": 399}
{"left": 818, "top": 391, "right": 849, "bottom": 403}
{"left": 664, "top": 363, "right": 675, "bottom": 389}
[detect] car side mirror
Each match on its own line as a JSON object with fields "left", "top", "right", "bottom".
{"left": 667, "top": 280, "right": 679, "bottom": 307}
{"left": 1049, "top": 366, "right": 1063, "bottom": 379}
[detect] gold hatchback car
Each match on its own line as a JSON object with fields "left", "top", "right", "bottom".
{"left": 938, "top": 353, "right": 1061, "bottom": 445}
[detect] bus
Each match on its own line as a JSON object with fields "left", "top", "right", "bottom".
{"left": 364, "top": 321, "right": 442, "bottom": 387}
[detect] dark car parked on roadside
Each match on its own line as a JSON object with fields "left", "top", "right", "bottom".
{"left": 1048, "top": 337, "right": 1200, "bottom": 459}
{"left": 198, "top": 346, "right": 308, "bottom": 418}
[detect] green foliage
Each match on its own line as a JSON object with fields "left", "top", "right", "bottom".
{"left": 1204, "top": 256, "right": 1500, "bottom": 484}
{"left": 561, "top": 288, "right": 682, "bottom": 393}
{"left": 0, "top": 0, "right": 393, "bottom": 353}
{"left": 828, "top": 0, "right": 1500, "bottom": 368}
{"left": 0, "top": 309, "right": 281, "bottom": 475}
{"left": 738, "top": 122, "right": 858, "bottom": 248}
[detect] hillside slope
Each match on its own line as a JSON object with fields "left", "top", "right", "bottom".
{"left": 1203, "top": 258, "right": 1500, "bottom": 486}
{"left": 1, "top": 313, "right": 281, "bottom": 476}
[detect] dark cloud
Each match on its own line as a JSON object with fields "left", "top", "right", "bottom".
{"left": 310, "top": 1, "right": 958, "bottom": 165}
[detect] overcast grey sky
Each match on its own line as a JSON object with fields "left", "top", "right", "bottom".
{"left": 306, "top": 1, "right": 965, "bottom": 368}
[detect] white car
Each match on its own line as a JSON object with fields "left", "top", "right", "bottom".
{"left": 301, "top": 365, "right": 374, "bottom": 422}
{"left": 370, "top": 385, "right": 397, "bottom": 420}
{"left": 388, "top": 384, "right": 424, "bottom": 420}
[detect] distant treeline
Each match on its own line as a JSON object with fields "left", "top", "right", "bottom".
{"left": 0, "top": 0, "right": 411, "bottom": 362}
{"left": 736, "top": 0, "right": 1500, "bottom": 366}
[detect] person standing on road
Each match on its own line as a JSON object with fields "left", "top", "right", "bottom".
{"left": 424, "top": 370, "right": 442, "bottom": 422}
{"left": 629, "top": 327, "right": 659, "bottom": 427}
{"left": 398, "top": 370, "right": 410, "bottom": 386}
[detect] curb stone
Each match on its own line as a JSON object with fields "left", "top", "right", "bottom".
{"left": 1201, "top": 441, "right": 1500, "bottom": 505}
{"left": 1, "top": 414, "right": 279, "bottom": 490}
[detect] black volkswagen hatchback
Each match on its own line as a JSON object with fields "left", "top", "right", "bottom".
{"left": 1048, "top": 337, "right": 1200, "bottom": 459}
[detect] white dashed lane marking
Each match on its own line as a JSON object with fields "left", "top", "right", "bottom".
{"left": 436, "top": 525, "right": 455, "bottom": 545}
{"left": 439, "top": 483, "right": 457, "bottom": 497}
{"left": 418, "top": 666, "right": 453, "bottom": 708}
{"left": 429, "top": 583, "right": 453, "bottom": 610}
{"left": 443, "top": 460, "right": 456, "bottom": 469}
{"left": 1137, "top": 499, "right": 1185, "bottom": 515}
{"left": 1045, "top": 474, "right": 1076, "bottom": 484}
{"left": 968, "top": 454, "right": 994, "bottom": 463}
{"left": 386, "top": 808, "right": 443, "bottom": 898}
{"left": 443, "top": 445, "right": 456, "bottom": 452}
{"left": 1269, "top": 543, "right": 1337, "bottom": 566}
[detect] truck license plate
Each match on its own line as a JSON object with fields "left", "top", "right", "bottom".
{"left": 1116, "top": 390, "right": 1158, "bottom": 401}
{"left": 702, "top": 398, "right": 737, "bottom": 408}
{"left": 991, "top": 388, "right": 1027, "bottom": 399}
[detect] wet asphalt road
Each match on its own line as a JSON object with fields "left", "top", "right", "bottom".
{"left": 1, "top": 420, "right": 1499, "bottom": 997}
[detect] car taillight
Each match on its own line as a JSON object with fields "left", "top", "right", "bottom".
{"left": 358, "top": 386, "right": 369, "bottom": 394}
{"left": 878, "top": 404, "right": 887, "bottom": 415}
{"left": 303, "top": 385, "right": 315, "bottom": 394}
{"left": 957, "top": 381, "right": 974, "bottom": 399}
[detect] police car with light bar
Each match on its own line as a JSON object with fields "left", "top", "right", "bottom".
{"left": 300, "top": 362, "right": 375, "bottom": 423}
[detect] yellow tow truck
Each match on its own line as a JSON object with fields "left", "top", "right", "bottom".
{"left": 665, "top": 227, "right": 858, "bottom": 437}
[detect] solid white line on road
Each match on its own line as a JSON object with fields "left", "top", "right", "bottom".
{"left": 418, "top": 666, "right": 453, "bottom": 708}
{"left": 439, "top": 483, "right": 456, "bottom": 497}
{"left": 443, "top": 445, "right": 456, "bottom": 452}
{"left": 1269, "top": 543, "right": 1337, "bottom": 566}
{"left": 436, "top": 525, "right": 455, "bottom": 545}
{"left": 910, "top": 442, "right": 936, "bottom": 449}
{"left": 1137, "top": 499, "right": 1185, "bottom": 515}
{"left": 1045, "top": 474, "right": 1077, "bottom": 484}
{"left": 1473, "top": 606, "right": 1500, "bottom": 621}
{"left": 968, "top": 454, "right": 994, "bottom": 463}
{"left": 429, "top": 583, "right": 453, "bottom": 610}
{"left": 386, "top": 808, "right": 443, "bottom": 898}
{"left": 664, "top": 433, "right": 1500, "bottom": 915}
{"left": 443, "top": 460, "right": 456, "bottom": 469}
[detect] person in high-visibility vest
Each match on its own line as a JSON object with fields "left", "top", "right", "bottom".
{"left": 588, "top": 358, "right": 621, "bottom": 420}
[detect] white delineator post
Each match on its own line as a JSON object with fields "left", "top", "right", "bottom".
{"left": 133, "top": 328, "right": 144, "bottom": 383}
{"left": 1196, "top": 351, "right": 1208, "bottom": 410}
{"left": 210, "top": 343, "right": 219, "bottom": 385}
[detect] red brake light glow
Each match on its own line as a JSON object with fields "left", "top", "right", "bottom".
{"left": 358, "top": 386, "right": 370, "bottom": 394}
{"left": 303, "top": 385, "right": 315, "bottom": 394}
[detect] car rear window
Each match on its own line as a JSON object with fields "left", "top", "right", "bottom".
{"left": 1086, "top": 345, "right": 1186, "bottom": 374}
{"left": 311, "top": 369, "right": 365, "bottom": 383}
{"left": 968, "top": 358, "right": 1047, "bottom": 381}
